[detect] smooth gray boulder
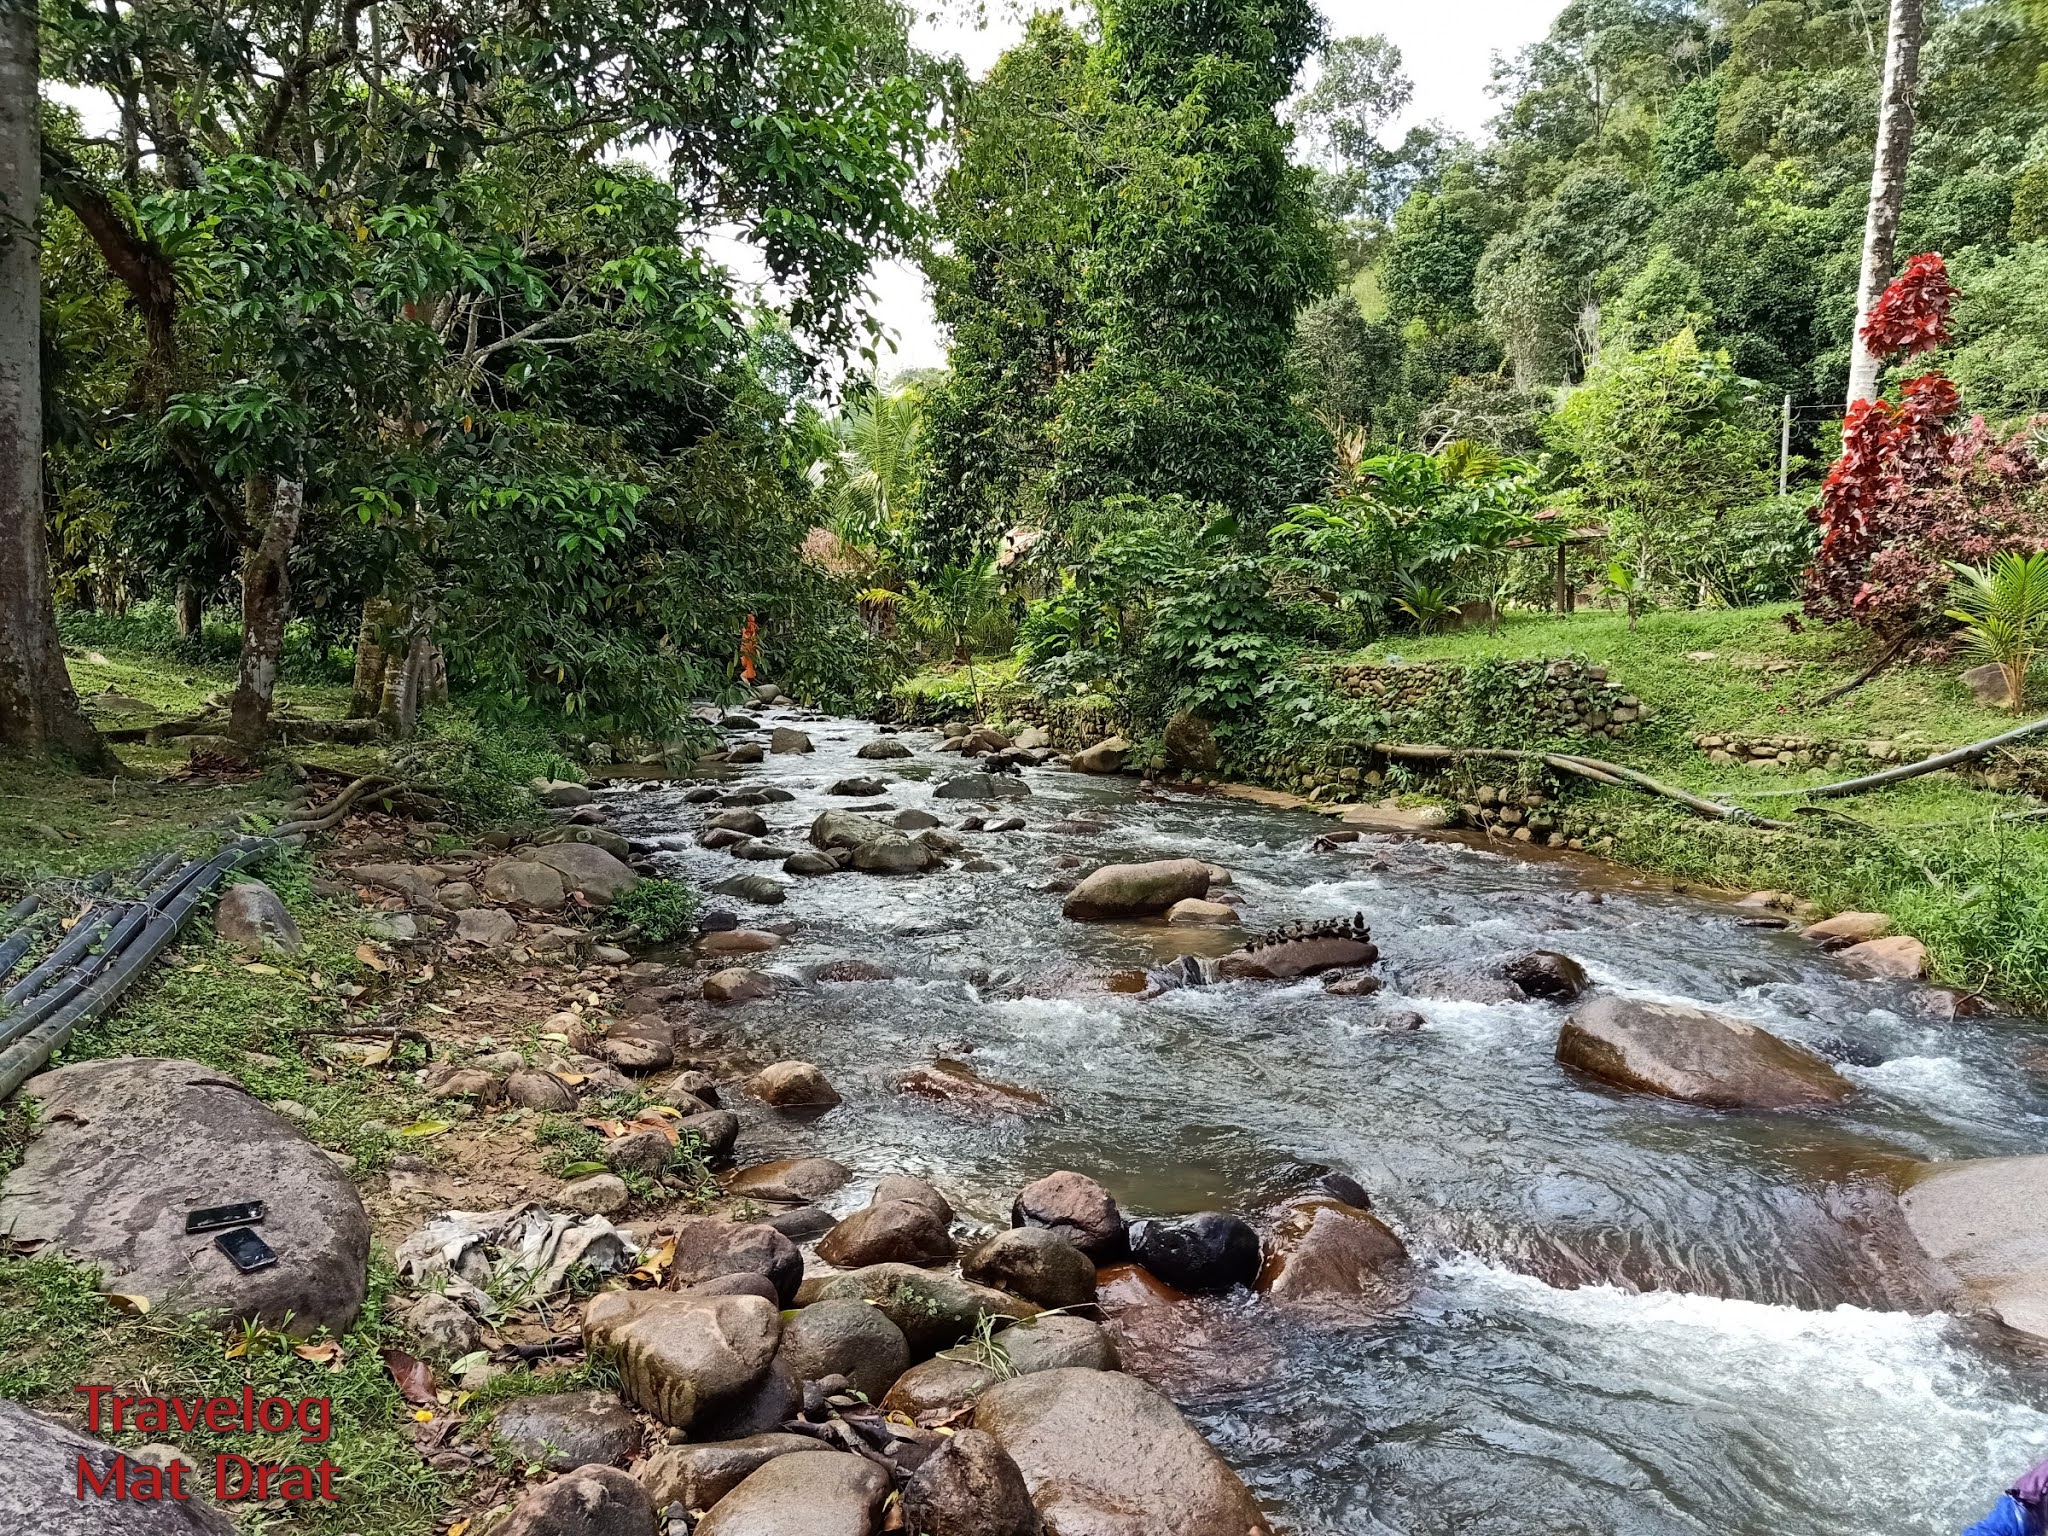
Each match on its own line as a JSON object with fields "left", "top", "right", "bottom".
{"left": 778, "top": 1299, "right": 910, "bottom": 1399}
{"left": 582, "top": 1291, "right": 782, "bottom": 1430}
{"left": 1902, "top": 1155, "right": 2048, "bottom": 1341}
{"left": 490, "top": 1390, "right": 641, "bottom": 1472}
{"left": 483, "top": 860, "right": 568, "bottom": 909}
{"left": 0, "top": 1058, "right": 368, "bottom": 1334}
{"left": 1557, "top": 996, "right": 1854, "bottom": 1109}
{"left": 1062, "top": 860, "right": 1212, "bottom": 922}
{"left": 528, "top": 842, "right": 640, "bottom": 905}
{"left": 934, "top": 773, "right": 1029, "bottom": 802}
{"left": 636, "top": 1433, "right": 820, "bottom": 1513}
{"left": 0, "top": 1399, "right": 237, "bottom": 1534}
{"left": 213, "top": 881, "right": 301, "bottom": 954}
{"left": 695, "top": 1451, "right": 891, "bottom": 1536}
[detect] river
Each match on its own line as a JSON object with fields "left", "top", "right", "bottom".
{"left": 608, "top": 708, "right": 2048, "bottom": 1536}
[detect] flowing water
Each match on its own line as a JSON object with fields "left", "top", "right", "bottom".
{"left": 611, "top": 709, "right": 2048, "bottom": 1536}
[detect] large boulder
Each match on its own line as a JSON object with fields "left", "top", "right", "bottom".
{"left": 1556, "top": 995, "right": 1854, "bottom": 1109}
{"left": 582, "top": 1291, "right": 782, "bottom": 1430}
{"left": 1901, "top": 1155, "right": 2048, "bottom": 1341}
{"left": 0, "top": 1399, "right": 238, "bottom": 1535}
{"left": 494, "top": 1465, "right": 656, "bottom": 1536}
{"left": 636, "top": 1434, "right": 819, "bottom": 1514}
{"left": 490, "top": 1390, "right": 641, "bottom": 1472}
{"left": 971, "top": 1369, "right": 1272, "bottom": 1536}
{"left": 778, "top": 1299, "right": 910, "bottom": 1399}
{"left": 1161, "top": 713, "right": 1221, "bottom": 775}
{"left": 1127, "top": 1213, "right": 1259, "bottom": 1295}
{"left": 962, "top": 1227, "right": 1096, "bottom": 1311}
{"left": 858, "top": 737, "right": 914, "bottom": 760}
{"left": 815, "top": 1196, "right": 956, "bottom": 1269}
{"left": 1062, "top": 860, "right": 1212, "bottom": 922}
{"left": 903, "top": 1428, "right": 1043, "bottom": 1536}
{"left": 769, "top": 727, "right": 813, "bottom": 755}
{"left": 1070, "top": 736, "right": 1131, "bottom": 775}
{"left": 809, "top": 809, "right": 938, "bottom": 875}
{"left": 1012, "top": 1170, "right": 1125, "bottom": 1259}
{"left": 726, "top": 1157, "right": 850, "bottom": 1203}
{"left": 668, "top": 1216, "right": 803, "bottom": 1306}
{"left": 0, "top": 1058, "right": 368, "bottom": 1334}
{"left": 213, "top": 881, "right": 302, "bottom": 954}
{"left": 695, "top": 1451, "right": 891, "bottom": 1536}
{"left": 1840, "top": 935, "right": 1930, "bottom": 979}
{"left": 527, "top": 843, "right": 640, "bottom": 906}
{"left": 484, "top": 860, "right": 568, "bottom": 909}
{"left": 1256, "top": 1199, "right": 1409, "bottom": 1303}
{"left": 711, "top": 874, "right": 787, "bottom": 906}
{"left": 991, "top": 1313, "right": 1120, "bottom": 1375}
{"left": 749, "top": 1060, "right": 841, "bottom": 1110}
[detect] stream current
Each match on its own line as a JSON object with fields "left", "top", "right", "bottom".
{"left": 610, "top": 708, "right": 2048, "bottom": 1536}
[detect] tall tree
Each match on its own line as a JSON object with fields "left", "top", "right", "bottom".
{"left": 0, "top": 0, "right": 107, "bottom": 764}
{"left": 1845, "top": 0, "right": 1926, "bottom": 407}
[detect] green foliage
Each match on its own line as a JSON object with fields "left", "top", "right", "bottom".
{"left": 1550, "top": 332, "right": 1776, "bottom": 593}
{"left": 388, "top": 710, "right": 569, "bottom": 829}
{"left": 609, "top": 878, "right": 700, "bottom": 945}
{"left": 1946, "top": 549, "right": 2048, "bottom": 709}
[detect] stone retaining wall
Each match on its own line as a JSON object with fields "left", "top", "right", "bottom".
{"left": 1326, "top": 657, "right": 1644, "bottom": 740}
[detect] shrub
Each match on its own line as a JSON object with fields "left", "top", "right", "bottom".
{"left": 609, "top": 878, "right": 699, "bottom": 945}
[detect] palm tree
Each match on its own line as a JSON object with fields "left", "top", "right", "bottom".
{"left": 829, "top": 383, "right": 924, "bottom": 553}
{"left": 1947, "top": 551, "right": 2048, "bottom": 710}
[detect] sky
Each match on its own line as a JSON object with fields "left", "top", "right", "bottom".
{"left": 855, "top": 0, "right": 1572, "bottom": 377}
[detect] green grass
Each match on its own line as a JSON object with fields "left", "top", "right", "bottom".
{"left": 1342, "top": 602, "right": 2048, "bottom": 1003}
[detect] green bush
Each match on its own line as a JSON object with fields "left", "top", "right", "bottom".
{"left": 609, "top": 878, "right": 699, "bottom": 944}
{"left": 389, "top": 710, "right": 573, "bottom": 827}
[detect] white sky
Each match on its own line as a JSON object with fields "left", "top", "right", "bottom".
{"left": 860, "top": 0, "right": 1571, "bottom": 376}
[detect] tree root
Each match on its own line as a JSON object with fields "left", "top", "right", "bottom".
{"left": 1373, "top": 743, "right": 1800, "bottom": 831}
{"left": 272, "top": 774, "right": 397, "bottom": 837}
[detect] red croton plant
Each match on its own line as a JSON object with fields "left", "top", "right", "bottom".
{"left": 1804, "top": 253, "right": 2048, "bottom": 637}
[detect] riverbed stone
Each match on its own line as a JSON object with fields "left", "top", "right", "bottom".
{"left": 859, "top": 737, "right": 915, "bottom": 759}
{"left": 1840, "top": 934, "right": 1929, "bottom": 978}
{"left": 214, "top": 881, "right": 302, "bottom": 954}
{"left": 1063, "top": 859, "right": 1213, "bottom": 922}
{"left": 962, "top": 1227, "right": 1097, "bottom": 1310}
{"left": 1127, "top": 1212, "right": 1260, "bottom": 1295}
{"left": 1012, "top": 1170, "right": 1125, "bottom": 1258}
{"left": 491, "top": 1390, "right": 641, "bottom": 1472}
{"left": 882, "top": 1356, "right": 1001, "bottom": 1419}
{"left": 669, "top": 1216, "right": 804, "bottom": 1305}
{"left": 1805, "top": 911, "right": 1893, "bottom": 942}
{"left": 707, "top": 809, "right": 770, "bottom": 836}
{"left": 484, "top": 859, "right": 568, "bottom": 909}
{"left": 1218, "top": 932, "right": 1379, "bottom": 981}
{"left": 0, "top": 1058, "right": 369, "bottom": 1334}
{"left": 710, "top": 874, "right": 787, "bottom": 906}
{"left": 729, "top": 838, "right": 799, "bottom": 863}
{"left": 1165, "top": 898, "right": 1239, "bottom": 927}
{"left": 1500, "top": 950, "right": 1588, "bottom": 1000}
{"left": 770, "top": 728, "right": 813, "bottom": 754}
{"left": 603, "top": 1128, "right": 674, "bottom": 1178}
{"left": 695, "top": 1451, "right": 892, "bottom": 1536}
{"left": 935, "top": 773, "right": 1030, "bottom": 802}
{"left": 1256, "top": 1198, "right": 1409, "bottom": 1302}
{"left": 726, "top": 1156, "right": 851, "bottom": 1202}
{"left": 528, "top": 843, "right": 640, "bottom": 906}
{"left": 749, "top": 1060, "right": 840, "bottom": 1110}
{"left": 704, "top": 968, "right": 776, "bottom": 1004}
{"left": 809, "top": 808, "right": 938, "bottom": 874}
{"left": 972, "top": 1368, "right": 1271, "bottom": 1536}
{"left": 560, "top": 1173, "right": 631, "bottom": 1217}
{"left": 992, "top": 1313, "right": 1120, "bottom": 1375}
{"left": 506, "top": 1068, "right": 579, "bottom": 1109}
{"left": 779, "top": 1299, "right": 910, "bottom": 1399}
{"left": 898, "top": 1059, "right": 1055, "bottom": 1117}
{"left": 699, "top": 927, "right": 784, "bottom": 953}
{"left": 1556, "top": 995, "right": 1854, "bottom": 1108}
{"left": 1902, "top": 1154, "right": 2048, "bottom": 1340}
{"left": 816, "top": 1196, "right": 956, "bottom": 1268}
{"left": 456, "top": 906, "right": 521, "bottom": 946}
{"left": 783, "top": 851, "right": 839, "bottom": 876}
{"left": 829, "top": 776, "right": 890, "bottom": 797}
{"left": 0, "top": 1398, "right": 239, "bottom": 1534}
{"left": 903, "top": 1428, "right": 1043, "bottom": 1536}
{"left": 495, "top": 1464, "right": 656, "bottom": 1536}
{"left": 807, "top": 1264, "right": 1038, "bottom": 1357}
{"left": 677, "top": 1109, "right": 740, "bottom": 1161}
{"left": 582, "top": 1290, "right": 782, "bottom": 1430}
{"left": 636, "top": 1433, "right": 819, "bottom": 1513}
{"left": 1070, "top": 736, "right": 1131, "bottom": 774}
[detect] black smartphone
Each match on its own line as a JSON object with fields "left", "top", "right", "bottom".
{"left": 214, "top": 1228, "right": 278, "bottom": 1273}
{"left": 186, "top": 1201, "right": 266, "bottom": 1235}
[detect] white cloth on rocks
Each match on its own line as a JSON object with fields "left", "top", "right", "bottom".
{"left": 394, "top": 1202, "right": 638, "bottom": 1315}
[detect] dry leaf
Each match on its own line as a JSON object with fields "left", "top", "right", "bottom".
{"left": 104, "top": 1292, "right": 150, "bottom": 1317}
{"left": 383, "top": 1349, "right": 438, "bottom": 1406}
{"left": 294, "top": 1341, "right": 346, "bottom": 1370}
{"left": 448, "top": 1523, "right": 470, "bottom": 1536}
{"left": 355, "top": 944, "right": 390, "bottom": 973}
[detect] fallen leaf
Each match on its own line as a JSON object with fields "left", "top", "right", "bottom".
{"left": 630, "top": 1236, "right": 676, "bottom": 1284}
{"left": 412, "top": 1407, "right": 434, "bottom": 1423}
{"left": 383, "top": 1349, "right": 438, "bottom": 1406}
{"left": 294, "top": 1341, "right": 346, "bottom": 1370}
{"left": 448, "top": 1522, "right": 470, "bottom": 1536}
{"left": 397, "top": 1120, "right": 452, "bottom": 1139}
{"left": 559, "top": 1161, "right": 607, "bottom": 1178}
{"left": 104, "top": 1292, "right": 150, "bottom": 1317}
{"left": 241, "top": 962, "right": 280, "bottom": 975}
{"left": 355, "top": 944, "right": 390, "bottom": 973}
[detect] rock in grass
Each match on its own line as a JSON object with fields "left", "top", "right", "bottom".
{"left": 0, "top": 1399, "right": 239, "bottom": 1535}
{"left": 0, "top": 1058, "right": 369, "bottom": 1335}
{"left": 213, "top": 881, "right": 302, "bottom": 954}
{"left": 494, "top": 1465, "right": 655, "bottom": 1536}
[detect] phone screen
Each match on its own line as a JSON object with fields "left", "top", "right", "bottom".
{"left": 187, "top": 1201, "right": 266, "bottom": 1234}
{"left": 214, "top": 1228, "right": 279, "bottom": 1273}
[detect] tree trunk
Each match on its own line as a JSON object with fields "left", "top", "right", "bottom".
{"left": 173, "top": 578, "right": 201, "bottom": 637}
{"left": 227, "top": 475, "right": 303, "bottom": 747}
{"left": 349, "top": 595, "right": 391, "bottom": 717}
{"left": 0, "top": 4, "right": 111, "bottom": 768}
{"left": 1846, "top": 0, "right": 1925, "bottom": 408}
